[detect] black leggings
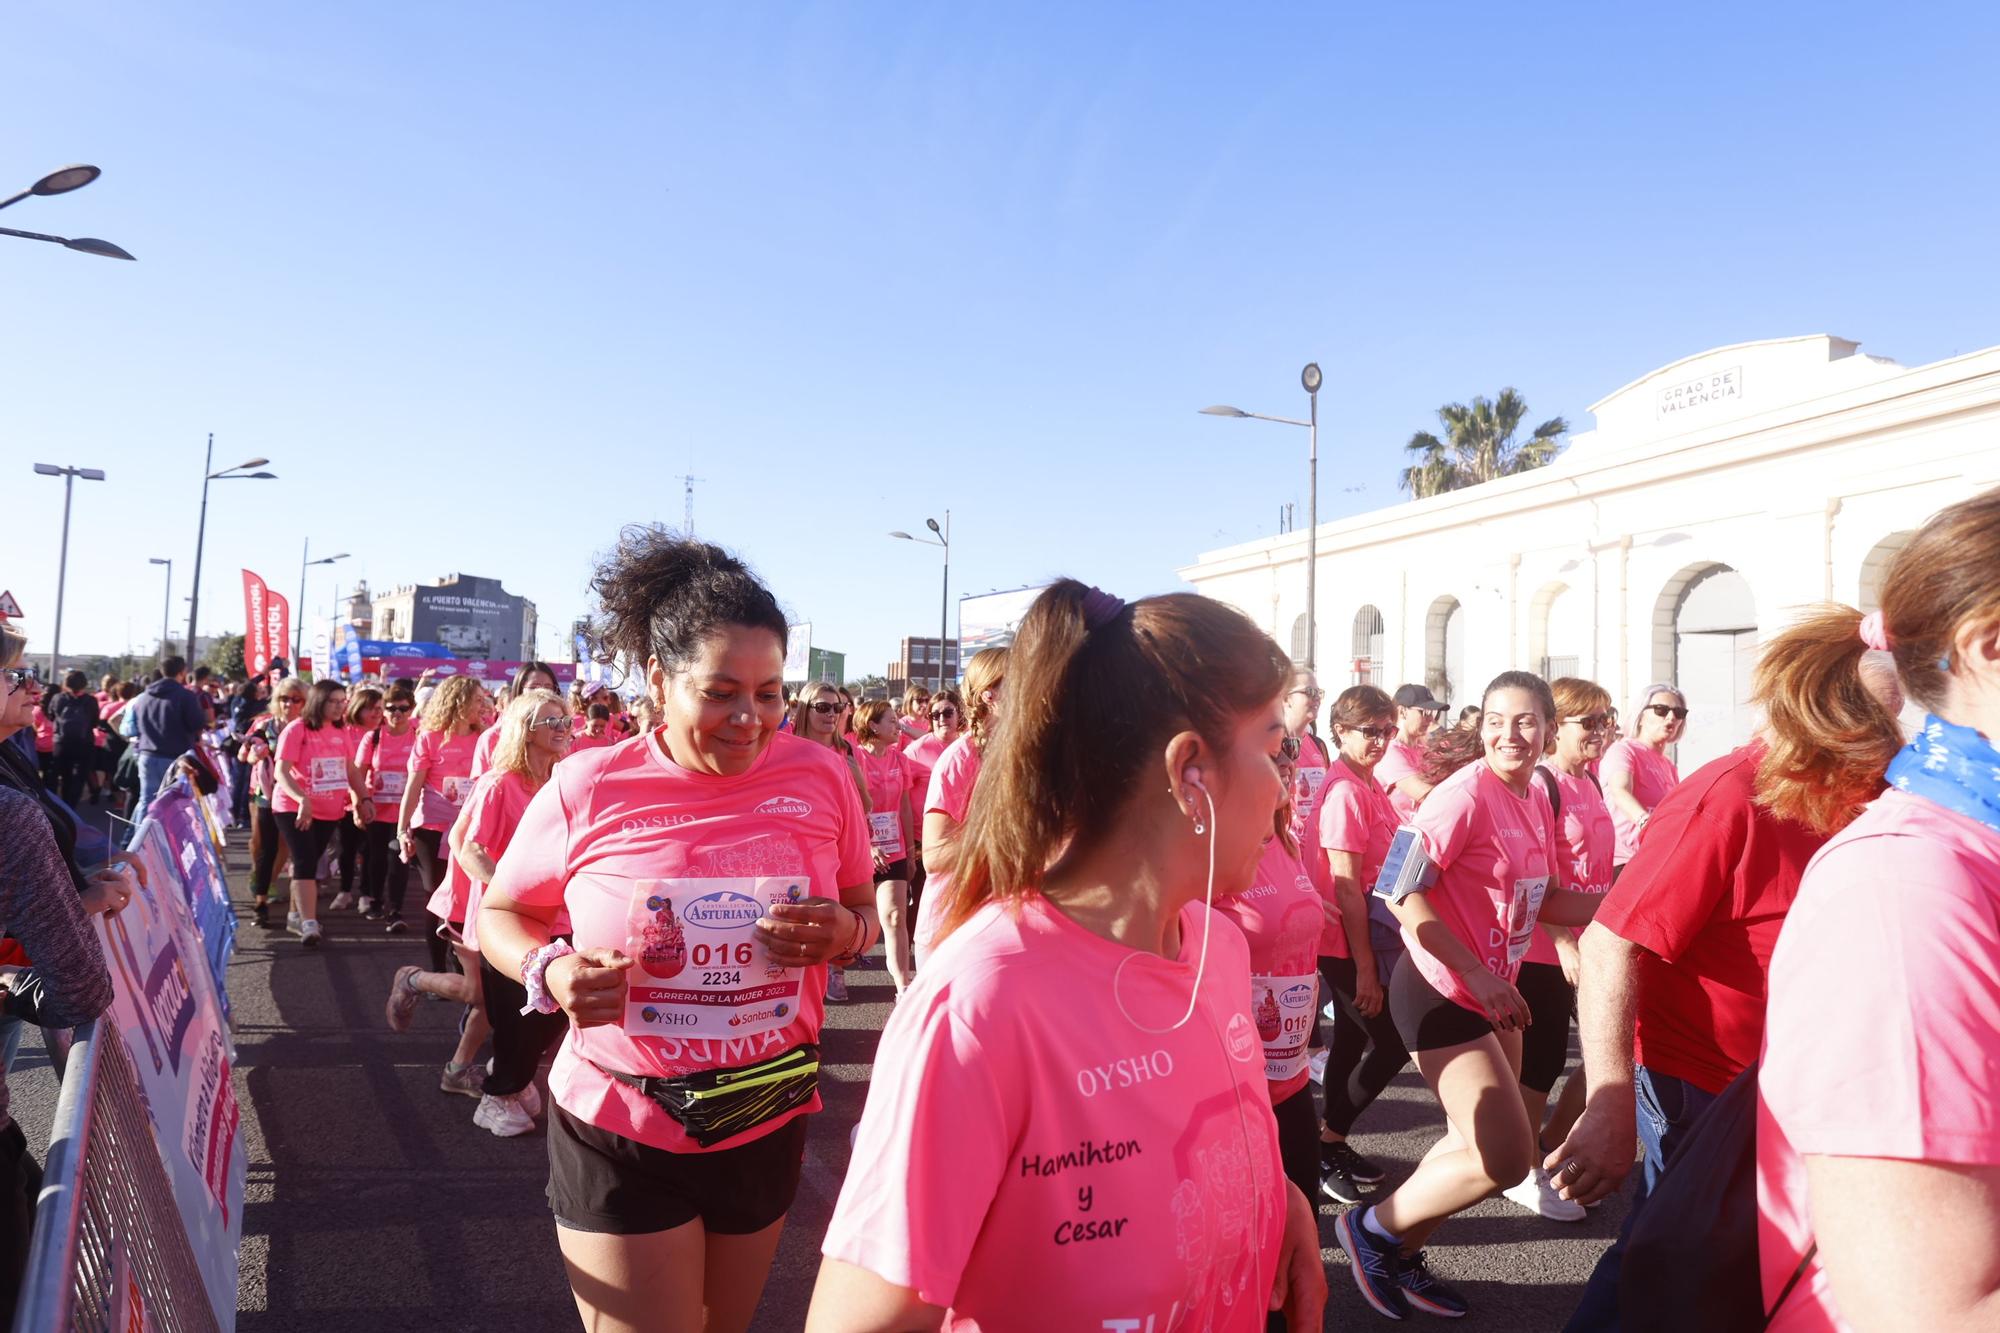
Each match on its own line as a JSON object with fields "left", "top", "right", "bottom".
{"left": 0, "top": 1122, "right": 43, "bottom": 1327}
{"left": 479, "top": 953, "right": 568, "bottom": 1097}
{"left": 249, "top": 805, "right": 283, "bottom": 899}
{"left": 1516, "top": 960, "right": 1575, "bottom": 1094}
{"left": 336, "top": 819, "right": 366, "bottom": 897}
{"left": 1317, "top": 955, "right": 1412, "bottom": 1137}
{"left": 408, "top": 827, "right": 450, "bottom": 973}
{"left": 274, "top": 810, "right": 339, "bottom": 883}
{"left": 362, "top": 822, "right": 411, "bottom": 918}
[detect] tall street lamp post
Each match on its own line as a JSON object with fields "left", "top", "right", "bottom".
{"left": 187, "top": 434, "right": 277, "bottom": 669}
{"left": 31, "top": 463, "right": 106, "bottom": 680}
{"left": 1201, "top": 362, "right": 1323, "bottom": 668}
{"left": 889, "top": 512, "right": 951, "bottom": 692}
{"left": 148, "top": 558, "right": 173, "bottom": 664}
{"left": 297, "top": 542, "right": 349, "bottom": 666}
{"left": 0, "top": 163, "right": 136, "bottom": 261}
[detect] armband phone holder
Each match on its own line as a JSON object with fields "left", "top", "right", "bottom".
{"left": 1373, "top": 827, "right": 1436, "bottom": 904}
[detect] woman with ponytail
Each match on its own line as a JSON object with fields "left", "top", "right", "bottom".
{"left": 480, "top": 526, "right": 876, "bottom": 1333}
{"left": 811, "top": 580, "right": 1325, "bottom": 1333}
{"left": 909, "top": 647, "right": 1008, "bottom": 965}
{"left": 1553, "top": 603, "right": 1907, "bottom": 1330}
{"left": 1754, "top": 487, "right": 2000, "bottom": 1332}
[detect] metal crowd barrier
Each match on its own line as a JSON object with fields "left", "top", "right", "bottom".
{"left": 13, "top": 1017, "right": 220, "bottom": 1333}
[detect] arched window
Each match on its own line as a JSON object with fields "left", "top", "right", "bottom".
{"left": 1652, "top": 562, "right": 1758, "bottom": 773}
{"left": 1290, "top": 613, "right": 1310, "bottom": 665}
{"left": 1351, "top": 606, "right": 1385, "bottom": 685}
{"left": 1858, "top": 531, "right": 1916, "bottom": 613}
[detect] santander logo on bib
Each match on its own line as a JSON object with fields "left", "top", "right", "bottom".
{"left": 682, "top": 891, "right": 763, "bottom": 930}
{"left": 755, "top": 796, "right": 813, "bottom": 818}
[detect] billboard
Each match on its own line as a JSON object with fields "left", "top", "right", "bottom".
{"left": 783, "top": 622, "right": 811, "bottom": 681}
{"left": 958, "top": 585, "right": 1048, "bottom": 654}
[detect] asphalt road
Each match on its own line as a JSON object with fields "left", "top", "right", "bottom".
{"left": 14, "top": 823, "right": 1626, "bottom": 1331}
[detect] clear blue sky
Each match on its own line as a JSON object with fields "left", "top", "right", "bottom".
{"left": 10, "top": 2, "right": 2000, "bottom": 675}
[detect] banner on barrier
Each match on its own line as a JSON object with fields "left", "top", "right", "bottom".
{"left": 111, "top": 819, "right": 244, "bottom": 1327}
{"left": 146, "top": 785, "right": 236, "bottom": 1019}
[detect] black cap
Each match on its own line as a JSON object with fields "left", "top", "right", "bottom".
{"left": 1392, "top": 683, "right": 1446, "bottom": 710}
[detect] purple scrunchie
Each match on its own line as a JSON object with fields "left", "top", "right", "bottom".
{"left": 1082, "top": 586, "right": 1127, "bottom": 631}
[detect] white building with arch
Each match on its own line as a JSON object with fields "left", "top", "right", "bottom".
{"left": 1179, "top": 335, "right": 2000, "bottom": 773}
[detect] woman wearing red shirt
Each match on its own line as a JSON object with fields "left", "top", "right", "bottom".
{"left": 481, "top": 530, "right": 879, "bottom": 1333}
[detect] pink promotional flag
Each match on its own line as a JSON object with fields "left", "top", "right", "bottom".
{"left": 264, "top": 589, "right": 290, "bottom": 674}
{"left": 241, "top": 571, "right": 292, "bottom": 675}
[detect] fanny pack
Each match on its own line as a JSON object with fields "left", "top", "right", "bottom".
{"left": 596, "top": 1044, "right": 820, "bottom": 1147}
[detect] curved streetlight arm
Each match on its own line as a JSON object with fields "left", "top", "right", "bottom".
{"left": 1201, "top": 406, "right": 1310, "bottom": 428}
{"left": 890, "top": 531, "right": 944, "bottom": 549}
{"left": 0, "top": 226, "right": 134, "bottom": 260}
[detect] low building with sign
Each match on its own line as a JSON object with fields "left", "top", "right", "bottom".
{"left": 370, "top": 573, "right": 538, "bottom": 663}
{"left": 1179, "top": 334, "right": 2000, "bottom": 774}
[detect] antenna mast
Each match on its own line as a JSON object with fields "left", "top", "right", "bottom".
{"left": 677, "top": 471, "right": 707, "bottom": 535}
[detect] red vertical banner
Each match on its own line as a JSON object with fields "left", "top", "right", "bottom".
{"left": 264, "top": 590, "right": 290, "bottom": 674}
{"left": 241, "top": 571, "right": 270, "bottom": 675}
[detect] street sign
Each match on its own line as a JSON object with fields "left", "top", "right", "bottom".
{"left": 0, "top": 590, "right": 22, "bottom": 619}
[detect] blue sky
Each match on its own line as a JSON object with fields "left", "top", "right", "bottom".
{"left": 9, "top": 2, "right": 2000, "bottom": 675}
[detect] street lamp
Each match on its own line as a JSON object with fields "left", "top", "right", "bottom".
{"left": 889, "top": 511, "right": 951, "bottom": 693}
{"left": 0, "top": 164, "right": 136, "bottom": 261}
{"left": 187, "top": 433, "right": 277, "bottom": 669}
{"left": 297, "top": 542, "right": 349, "bottom": 666}
{"left": 32, "top": 463, "right": 107, "bottom": 681}
{"left": 148, "top": 558, "right": 173, "bottom": 665}
{"left": 1200, "top": 361, "right": 1323, "bottom": 669}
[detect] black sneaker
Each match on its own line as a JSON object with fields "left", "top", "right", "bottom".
{"left": 1334, "top": 1209, "right": 1411, "bottom": 1320}
{"left": 384, "top": 917, "right": 409, "bottom": 935}
{"left": 1321, "top": 1155, "right": 1364, "bottom": 1205}
{"left": 1398, "top": 1250, "right": 1468, "bottom": 1318}
{"left": 1328, "top": 1140, "right": 1387, "bottom": 1187}
{"left": 362, "top": 903, "right": 386, "bottom": 922}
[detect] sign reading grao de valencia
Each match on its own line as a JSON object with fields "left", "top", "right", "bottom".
{"left": 1656, "top": 365, "right": 1744, "bottom": 422}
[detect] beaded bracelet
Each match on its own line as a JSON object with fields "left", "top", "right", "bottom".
{"left": 520, "top": 939, "right": 577, "bottom": 1016}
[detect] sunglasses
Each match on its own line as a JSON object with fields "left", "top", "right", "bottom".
{"left": 1288, "top": 687, "right": 1324, "bottom": 702}
{"left": 1645, "top": 704, "right": 1690, "bottom": 721}
{"left": 1346, "top": 725, "right": 1397, "bottom": 742}
{"left": 530, "top": 716, "right": 570, "bottom": 732}
{"left": 808, "top": 701, "right": 841, "bottom": 716}
{"left": 1564, "top": 713, "right": 1616, "bottom": 731}
{"left": 930, "top": 707, "right": 959, "bottom": 720}
{"left": 1279, "top": 736, "right": 1301, "bottom": 761}
{"left": 2, "top": 667, "right": 40, "bottom": 694}
{"left": 279, "top": 695, "right": 306, "bottom": 707}
{"left": 383, "top": 703, "right": 413, "bottom": 714}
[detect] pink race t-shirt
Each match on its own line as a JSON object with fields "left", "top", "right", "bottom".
{"left": 358, "top": 726, "right": 417, "bottom": 824}
{"left": 1402, "top": 761, "right": 1560, "bottom": 1014}
{"left": 856, "top": 745, "right": 913, "bottom": 861}
{"left": 823, "top": 894, "right": 1285, "bottom": 1329}
{"left": 1289, "top": 732, "right": 1332, "bottom": 843}
{"left": 409, "top": 728, "right": 480, "bottom": 830}
{"left": 568, "top": 730, "right": 617, "bottom": 755}
{"left": 1317, "top": 759, "right": 1398, "bottom": 960}
{"left": 273, "top": 720, "right": 353, "bottom": 820}
{"left": 914, "top": 737, "right": 983, "bottom": 964}
{"left": 469, "top": 724, "right": 501, "bottom": 781}
{"left": 1602, "top": 738, "right": 1680, "bottom": 865}
{"left": 434, "top": 767, "right": 539, "bottom": 948}
{"left": 1522, "top": 763, "right": 1615, "bottom": 967}
{"left": 1757, "top": 791, "right": 2000, "bottom": 1332}
{"left": 1219, "top": 838, "right": 1325, "bottom": 1104}
{"left": 1374, "top": 736, "right": 1427, "bottom": 822}
{"left": 903, "top": 730, "right": 952, "bottom": 801}
{"left": 487, "top": 730, "right": 872, "bottom": 1154}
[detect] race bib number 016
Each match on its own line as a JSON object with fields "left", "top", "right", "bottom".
{"left": 624, "top": 877, "right": 807, "bottom": 1040}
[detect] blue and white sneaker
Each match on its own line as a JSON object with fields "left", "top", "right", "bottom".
{"left": 1334, "top": 1208, "right": 1412, "bottom": 1320}
{"left": 1399, "top": 1250, "right": 1468, "bottom": 1318}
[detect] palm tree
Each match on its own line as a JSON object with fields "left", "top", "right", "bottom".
{"left": 1399, "top": 388, "right": 1567, "bottom": 499}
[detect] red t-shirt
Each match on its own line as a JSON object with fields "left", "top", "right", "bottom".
{"left": 1590, "top": 743, "right": 1830, "bottom": 1094}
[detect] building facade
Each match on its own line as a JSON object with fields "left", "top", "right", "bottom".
{"left": 890, "top": 636, "right": 961, "bottom": 691}
{"left": 1180, "top": 335, "right": 1999, "bottom": 775}
{"left": 370, "top": 573, "right": 538, "bottom": 662}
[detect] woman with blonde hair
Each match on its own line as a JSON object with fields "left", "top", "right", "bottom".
{"left": 1602, "top": 682, "right": 1686, "bottom": 875}
{"left": 912, "top": 647, "right": 1007, "bottom": 965}
{"left": 789, "top": 681, "right": 871, "bottom": 1000}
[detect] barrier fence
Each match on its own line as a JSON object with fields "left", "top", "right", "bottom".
{"left": 16, "top": 772, "right": 244, "bottom": 1331}
{"left": 13, "top": 1017, "right": 221, "bottom": 1333}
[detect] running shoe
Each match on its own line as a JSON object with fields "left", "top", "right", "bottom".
{"left": 359, "top": 897, "right": 380, "bottom": 920}
{"left": 286, "top": 911, "right": 305, "bottom": 938}
{"left": 1500, "top": 1166, "right": 1587, "bottom": 1222}
{"left": 440, "top": 1062, "right": 486, "bottom": 1098}
{"left": 300, "top": 919, "right": 323, "bottom": 948}
{"left": 826, "top": 970, "right": 849, "bottom": 1003}
{"left": 1334, "top": 1209, "right": 1411, "bottom": 1320}
{"left": 1327, "top": 1140, "right": 1387, "bottom": 1187}
{"left": 384, "top": 916, "right": 409, "bottom": 935}
{"left": 329, "top": 892, "right": 357, "bottom": 911}
{"left": 385, "top": 966, "right": 423, "bottom": 1032}
{"left": 472, "top": 1093, "right": 536, "bottom": 1138}
{"left": 1398, "top": 1250, "right": 1469, "bottom": 1318}
{"left": 1321, "top": 1155, "right": 1365, "bottom": 1206}
{"left": 252, "top": 900, "right": 270, "bottom": 929}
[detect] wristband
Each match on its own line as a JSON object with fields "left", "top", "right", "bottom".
{"left": 520, "top": 940, "right": 577, "bottom": 1016}
{"left": 830, "top": 905, "right": 870, "bottom": 967}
